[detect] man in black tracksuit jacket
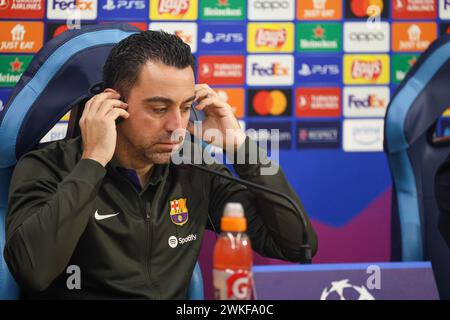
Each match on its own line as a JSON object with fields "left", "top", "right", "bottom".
{"left": 3, "top": 31, "right": 318, "bottom": 299}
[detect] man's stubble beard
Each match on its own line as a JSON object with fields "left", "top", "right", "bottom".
{"left": 116, "top": 129, "right": 180, "bottom": 166}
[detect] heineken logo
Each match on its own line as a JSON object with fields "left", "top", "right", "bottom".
{"left": 297, "top": 23, "right": 341, "bottom": 52}
{"left": 0, "top": 55, "right": 31, "bottom": 87}
{"left": 200, "top": 0, "right": 244, "bottom": 19}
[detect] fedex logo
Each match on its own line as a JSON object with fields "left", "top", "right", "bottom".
{"left": 246, "top": 54, "right": 294, "bottom": 85}
{"left": 343, "top": 86, "right": 389, "bottom": 117}
{"left": 440, "top": 0, "right": 450, "bottom": 19}
{"left": 348, "top": 95, "right": 385, "bottom": 108}
{"left": 251, "top": 63, "right": 289, "bottom": 76}
{"left": 52, "top": 0, "right": 92, "bottom": 10}
{"left": 47, "top": 0, "right": 97, "bottom": 19}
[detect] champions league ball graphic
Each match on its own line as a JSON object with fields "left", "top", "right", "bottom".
{"left": 320, "top": 279, "right": 375, "bottom": 300}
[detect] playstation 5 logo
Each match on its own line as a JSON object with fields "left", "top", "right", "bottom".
{"left": 298, "top": 63, "right": 340, "bottom": 76}
{"left": 102, "top": 0, "right": 145, "bottom": 10}
{"left": 201, "top": 32, "right": 244, "bottom": 44}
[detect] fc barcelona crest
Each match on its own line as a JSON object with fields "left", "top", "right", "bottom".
{"left": 169, "top": 198, "right": 189, "bottom": 226}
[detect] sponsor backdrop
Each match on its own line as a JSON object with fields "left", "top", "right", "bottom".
{"left": 0, "top": 0, "right": 447, "bottom": 295}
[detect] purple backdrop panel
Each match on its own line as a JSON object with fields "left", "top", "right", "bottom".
{"left": 253, "top": 262, "right": 439, "bottom": 300}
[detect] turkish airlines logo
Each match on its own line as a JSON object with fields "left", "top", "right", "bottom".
{"left": 158, "top": 0, "right": 189, "bottom": 15}
{"left": 296, "top": 87, "right": 341, "bottom": 118}
{"left": 0, "top": 0, "right": 44, "bottom": 18}
{"left": 393, "top": 0, "right": 436, "bottom": 19}
{"left": 198, "top": 55, "right": 245, "bottom": 85}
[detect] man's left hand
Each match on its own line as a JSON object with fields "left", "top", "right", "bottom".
{"left": 189, "top": 84, "right": 246, "bottom": 151}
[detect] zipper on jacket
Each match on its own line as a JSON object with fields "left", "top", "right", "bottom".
{"left": 108, "top": 168, "right": 153, "bottom": 286}
{"left": 144, "top": 202, "right": 152, "bottom": 286}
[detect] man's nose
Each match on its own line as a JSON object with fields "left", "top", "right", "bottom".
{"left": 164, "top": 108, "right": 184, "bottom": 133}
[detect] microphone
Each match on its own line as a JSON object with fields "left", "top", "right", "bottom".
{"left": 185, "top": 163, "right": 313, "bottom": 264}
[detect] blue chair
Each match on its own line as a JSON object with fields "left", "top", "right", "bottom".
{"left": 385, "top": 34, "right": 450, "bottom": 299}
{"left": 0, "top": 23, "right": 203, "bottom": 300}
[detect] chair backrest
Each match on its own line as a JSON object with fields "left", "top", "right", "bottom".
{"left": 385, "top": 34, "right": 450, "bottom": 299}
{"left": 0, "top": 23, "right": 204, "bottom": 299}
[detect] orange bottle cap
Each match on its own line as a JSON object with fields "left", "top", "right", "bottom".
{"left": 221, "top": 203, "right": 247, "bottom": 232}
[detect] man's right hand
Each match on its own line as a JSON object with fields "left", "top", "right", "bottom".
{"left": 80, "top": 89, "right": 129, "bottom": 167}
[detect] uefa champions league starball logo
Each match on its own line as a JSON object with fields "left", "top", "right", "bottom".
{"left": 320, "top": 279, "right": 375, "bottom": 300}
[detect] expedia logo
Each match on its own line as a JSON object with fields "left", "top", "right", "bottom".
{"left": 158, "top": 0, "right": 189, "bottom": 15}
{"left": 255, "top": 28, "right": 287, "bottom": 48}
{"left": 253, "top": 0, "right": 290, "bottom": 9}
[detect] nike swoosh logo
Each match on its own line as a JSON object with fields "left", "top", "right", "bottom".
{"left": 94, "top": 210, "right": 120, "bottom": 221}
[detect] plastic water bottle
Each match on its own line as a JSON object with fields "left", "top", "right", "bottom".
{"left": 213, "top": 203, "right": 253, "bottom": 300}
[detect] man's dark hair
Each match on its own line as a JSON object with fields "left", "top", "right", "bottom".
{"left": 103, "top": 30, "right": 195, "bottom": 99}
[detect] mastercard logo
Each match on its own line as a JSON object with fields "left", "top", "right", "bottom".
{"left": 350, "top": 0, "right": 384, "bottom": 17}
{"left": 252, "top": 90, "right": 288, "bottom": 116}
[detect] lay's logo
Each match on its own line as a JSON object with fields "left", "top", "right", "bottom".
{"left": 344, "top": 54, "right": 390, "bottom": 85}
{"left": 151, "top": 0, "right": 197, "bottom": 20}
{"left": 351, "top": 59, "right": 382, "bottom": 81}
{"left": 248, "top": 23, "right": 294, "bottom": 52}
{"left": 158, "top": 0, "right": 189, "bottom": 15}
{"left": 255, "top": 28, "right": 286, "bottom": 48}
